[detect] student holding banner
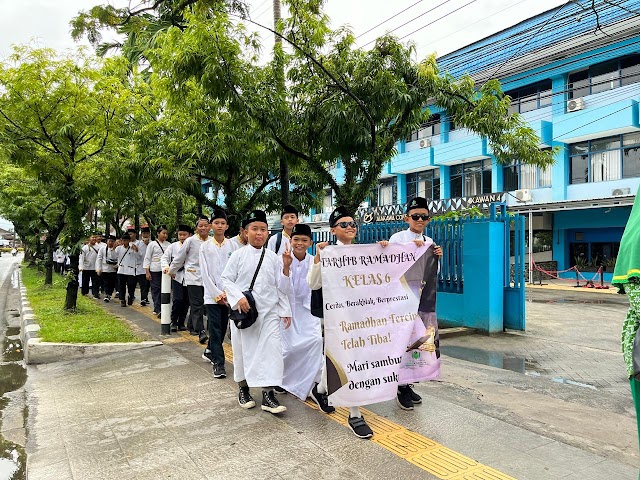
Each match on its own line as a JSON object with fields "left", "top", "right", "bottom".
{"left": 221, "top": 210, "right": 293, "bottom": 415}
{"left": 384, "top": 196, "right": 443, "bottom": 411}
{"left": 307, "top": 206, "right": 373, "bottom": 439}
{"left": 280, "top": 223, "right": 334, "bottom": 413}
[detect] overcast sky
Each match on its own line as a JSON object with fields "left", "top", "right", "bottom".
{"left": 0, "top": 0, "right": 566, "bottom": 229}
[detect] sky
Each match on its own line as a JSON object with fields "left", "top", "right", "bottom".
{"left": 0, "top": 0, "right": 567, "bottom": 229}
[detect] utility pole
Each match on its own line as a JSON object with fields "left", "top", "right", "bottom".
{"left": 273, "top": 0, "right": 290, "bottom": 206}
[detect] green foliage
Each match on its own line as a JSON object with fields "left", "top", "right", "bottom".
{"left": 20, "top": 266, "right": 142, "bottom": 343}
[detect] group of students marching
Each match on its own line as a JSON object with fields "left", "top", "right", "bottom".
{"left": 78, "top": 197, "right": 440, "bottom": 440}
{"left": 75, "top": 226, "right": 169, "bottom": 319}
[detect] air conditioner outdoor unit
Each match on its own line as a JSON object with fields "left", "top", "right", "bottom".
{"left": 514, "top": 189, "right": 532, "bottom": 202}
{"left": 612, "top": 187, "right": 631, "bottom": 196}
{"left": 419, "top": 138, "right": 431, "bottom": 149}
{"left": 567, "top": 98, "right": 585, "bottom": 112}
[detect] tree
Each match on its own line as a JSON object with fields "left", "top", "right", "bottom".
{"left": 74, "top": 0, "right": 554, "bottom": 215}
{"left": 0, "top": 47, "right": 131, "bottom": 310}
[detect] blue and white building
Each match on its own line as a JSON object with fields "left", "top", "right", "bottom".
{"left": 312, "top": 0, "right": 640, "bottom": 282}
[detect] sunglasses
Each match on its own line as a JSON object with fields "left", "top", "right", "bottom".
{"left": 409, "top": 214, "right": 430, "bottom": 221}
{"left": 335, "top": 221, "right": 358, "bottom": 229}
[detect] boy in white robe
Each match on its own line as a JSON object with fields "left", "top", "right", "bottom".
{"left": 200, "top": 208, "right": 238, "bottom": 378}
{"left": 381, "top": 196, "right": 443, "bottom": 411}
{"left": 115, "top": 233, "right": 141, "bottom": 307}
{"left": 280, "top": 224, "right": 334, "bottom": 412}
{"left": 221, "top": 210, "right": 293, "bottom": 415}
{"left": 144, "top": 225, "right": 171, "bottom": 317}
{"left": 307, "top": 206, "right": 373, "bottom": 439}
{"left": 267, "top": 204, "right": 299, "bottom": 255}
{"left": 162, "top": 225, "right": 192, "bottom": 332}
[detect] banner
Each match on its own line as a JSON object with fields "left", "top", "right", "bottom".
{"left": 321, "top": 243, "right": 440, "bottom": 407}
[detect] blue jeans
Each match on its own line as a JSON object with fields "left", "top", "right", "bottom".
{"left": 206, "top": 303, "right": 229, "bottom": 366}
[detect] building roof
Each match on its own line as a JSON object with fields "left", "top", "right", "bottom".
{"left": 437, "top": 0, "right": 640, "bottom": 82}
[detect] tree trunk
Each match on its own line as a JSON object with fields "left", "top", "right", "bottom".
{"left": 64, "top": 253, "right": 80, "bottom": 311}
{"left": 44, "top": 237, "right": 55, "bottom": 286}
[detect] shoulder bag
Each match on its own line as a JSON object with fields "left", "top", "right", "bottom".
{"left": 230, "top": 248, "right": 266, "bottom": 329}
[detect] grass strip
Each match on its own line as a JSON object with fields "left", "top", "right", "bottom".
{"left": 20, "top": 266, "right": 142, "bottom": 344}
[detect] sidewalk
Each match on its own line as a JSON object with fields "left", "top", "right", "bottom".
{"left": 23, "top": 291, "right": 639, "bottom": 480}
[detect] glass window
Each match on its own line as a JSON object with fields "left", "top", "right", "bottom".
{"left": 539, "top": 165, "right": 552, "bottom": 187}
{"left": 591, "top": 136, "right": 620, "bottom": 152}
{"left": 539, "top": 88, "right": 552, "bottom": 107}
{"left": 323, "top": 190, "right": 333, "bottom": 212}
{"left": 569, "top": 69, "right": 589, "bottom": 98}
{"left": 465, "top": 162, "right": 482, "bottom": 196}
{"left": 623, "top": 132, "right": 640, "bottom": 147}
{"left": 623, "top": 146, "right": 640, "bottom": 178}
{"left": 570, "top": 142, "right": 589, "bottom": 155}
{"left": 591, "top": 150, "right": 621, "bottom": 182}
{"left": 451, "top": 165, "right": 463, "bottom": 198}
{"left": 622, "top": 55, "right": 640, "bottom": 86}
{"left": 503, "top": 162, "right": 519, "bottom": 191}
{"left": 571, "top": 155, "right": 589, "bottom": 184}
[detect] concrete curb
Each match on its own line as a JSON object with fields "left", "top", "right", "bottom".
{"left": 17, "top": 267, "right": 162, "bottom": 365}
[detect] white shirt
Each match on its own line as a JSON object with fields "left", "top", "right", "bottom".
{"left": 96, "top": 244, "right": 118, "bottom": 273}
{"left": 168, "top": 235, "right": 208, "bottom": 286}
{"left": 229, "top": 235, "right": 247, "bottom": 250}
{"left": 161, "top": 241, "right": 186, "bottom": 284}
{"left": 115, "top": 244, "right": 139, "bottom": 275}
{"left": 267, "top": 231, "right": 291, "bottom": 255}
{"left": 200, "top": 237, "right": 239, "bottom": 304}
{"left": 80, "top": 244, "right": 100, "bottom": 271}
{"left": 143, "top": 240, "right": 171, "bottom": 272}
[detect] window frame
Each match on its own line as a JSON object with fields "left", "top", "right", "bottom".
{"left": 505, "top": 79, "right": 553, "bottom": 114}
{"left": 406, "top": 169, "right": 441, "bottom": 201}
{"left": 449, "top": 160, "right": 492, "bottom": 198}
{"left": 568, "top": 133, "right": 640, "bottom": 184}
{"left": 568, "top": 54, "right": 640, "bottom": 98}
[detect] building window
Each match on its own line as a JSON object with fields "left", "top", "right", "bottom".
{"left": 569, "top": 133, "right": 640, "bottom": 184}
{"left": 407, "top": 115, "right": 441, "bottom": 142}
{"left": 449, "top": 160, "right": 492, "bottom": 198}
{"left": 323, "top": 189, "right": 333, "bottom": 212}
{"left": 505, "top": 80, "right": 552, "bottom": 114}
{"left": 568, "top": 54, "right": 640, "bottom": 98}
{"left": 407, "top": 169, "right": 440, "bottom": 201}
{"left": 372, "top": 178, "right": 397, "bottom": 207}
{"left": 503, "top": 156, "right": 552, "bottom": 190}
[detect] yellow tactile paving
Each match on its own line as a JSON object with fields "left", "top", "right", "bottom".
{"left": 127, "top": 302, "right": 516, "bottom": 480}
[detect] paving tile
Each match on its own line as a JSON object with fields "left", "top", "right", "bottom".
{"left": 26, "top": 459, "right": 73, "bottom": 480}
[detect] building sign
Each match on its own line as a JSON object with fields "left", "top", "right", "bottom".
{"left": 357, "top": 193, "right": 506, "bottom": 224}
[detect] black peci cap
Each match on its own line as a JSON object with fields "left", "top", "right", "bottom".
{"left": 177, "top": 224, "right": 194, "bottom": 234}
{"left": 242, "top": 210, "right": 268, "bottom": 228}
{"left": 281, "top": 204, "right": 299, "bottom": 218}
{"left": 291, "top": 223, "right": 312, "bottom": 239}
{"left": 406, "top": 197, "right": 429, "bottom": 213}
{"left": 329, "top": 206, "right": 352, "bottom": 227}
{"left": 210, "top": 208, "right": 227, "bottom": 222}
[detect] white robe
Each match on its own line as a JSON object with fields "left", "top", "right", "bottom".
{"left": 221, "top": 246, "right": 292, "bottom": 387}
{"left": 280, "top": 253, "right": 323, "bottom": 400}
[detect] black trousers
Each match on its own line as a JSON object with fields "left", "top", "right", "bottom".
{"left": 81, "top": 270, "right": 100, "bottom": 297}
{"left": 118, "top": 274, "right": 137, "bottom": 304}
{"left": 102, "top": 272, "right": 117, "bottom": 297}
{"left": 171, "top": 279, "right": 189, "bottom": 327}
{"left": 187, "top": 285, "right": 205, "bottom": 333}
{"left": 150, "top": 271, "right": 162, "bottom": 313}
{"left": 137, "top": 274, "right": 150, "bottom": 302}
{"left": 206, "top": 303, "right": 229, "bottom": 366}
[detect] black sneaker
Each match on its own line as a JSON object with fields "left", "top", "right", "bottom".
{"left": 127, "top": 297, "right": 134, "bottom": 306}
{"left": 408, "top": 385, "right": 422, "bottom": 404}
{"left": 310, "top": 384, "right": 335, "bottom": 413}
{"left": 178, "top": 326, "right": 188, "bottom": 332}
{"left": 238, "top": 387, "right": 255, "bottom": 409}
{"left": 198, "top": 330, "right": 209, "bottom": 345}
{"left": 103, "top": 296, "right": 110, "bottom": 303}
{"left": 396, "top": 385, "right": 414, "bottom": 411}
{"left": 213, "top": 364, "right": 226, "bottom": 379}
{"left": 114, "top": 292, "right": 120, "bottom": 299}
{"left": 348, "top": 416, "right": 373, "bottom": 439}
{"left": 202, "top": 350, "right": 213, "bottom": 364}
{"left": 274, "top": 386, "right": 287, "bottom": 394}
{"left": 141, "top": 300, "right": 149, "bottom": 306}
{"left": 170, "top": 325, "right": 178, "bottom": 333}
{"left": 261, "top": 390, "right": 286, "bottom": 414}
{"left": 120, "top": 302, "right": 127, "bottom": 307}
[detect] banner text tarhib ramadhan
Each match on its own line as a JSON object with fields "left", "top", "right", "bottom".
{"left": 321, "top": 251, "right": 417, "bottom": 269}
